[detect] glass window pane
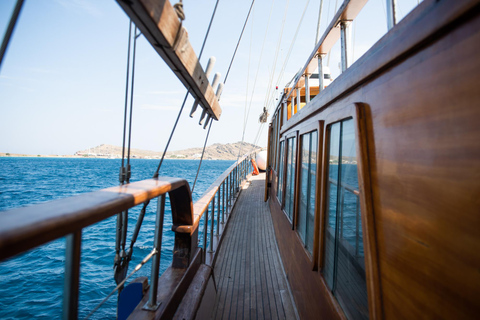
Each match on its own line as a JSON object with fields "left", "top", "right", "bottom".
{"left": 298, "top": 134, "right": 310, "bottom": 245}
{"left": 298, "top": 131, "right": 318, "bottom": 255}
{"left": 285, "top": 137, "right": 296, "bottom": 221}
{"left": 335, "top": 119, "right": 368, "bottom": 319}
{"left": 277, "top": 141, "right": 284, "bottom": 203}
{"left": 323, "top": 119, "right": 368, "bottom": 320}
{"left": 306, "top": 131, "right": 317, "bottom": 254}
{"left": 323, "top": 122, "right": 341, "bottom": 290}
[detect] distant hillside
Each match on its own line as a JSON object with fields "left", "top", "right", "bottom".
{"left": 74, "top": 142, "right": 261, "bottom": 160}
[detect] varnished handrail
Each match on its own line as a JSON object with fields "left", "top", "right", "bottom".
{"left": 0, "top": 177, "right": 191, "bottom": 262}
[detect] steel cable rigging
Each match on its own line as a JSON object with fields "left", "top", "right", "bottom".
{"left": 251, "top": 0, "right": 311, "bottom": 148}
{"left": 192, "top": 0, "right": 257, "bottom": 193}
{"left": 152, "top": 0, "right": 220, "bottom": 179}
{"left": 87, "top": 1, "right": 223, "bottom": 317}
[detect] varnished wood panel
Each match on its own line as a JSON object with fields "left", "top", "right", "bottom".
{"left": 268, "top": 0, "right": 480, "bottom": 319}
{"left": 361, "top": 10, "right": 480, "bottom": 318}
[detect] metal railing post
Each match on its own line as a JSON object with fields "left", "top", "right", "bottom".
{"left": 216, "top": 190, "right": 220, "bottom": 234}
{"left": 227, "top": 174, "right": 230, "bottom": 213}
{"left": 317, "top": 54, "right": 325, "bottom": 92}
{"left": 296, "top": 87, "right": 301, "bottom": 112}
{"left": 63, "top": 231, "right": 82, "bottom": 320}
{"left": 222, "top": 181, "right": 225, "bottom": 223}
{"left": 356, "top": 196, "right": 360, "bottom": 257}
{"left": 305, "top": 73, "right": 310, "bottom": 103}
{"left": 203, "top": 206, "right": 208, "bottom": 261}
{"left": 340, "top": 20, "right": 352, "bottom": 72}
{"left": 386, "top": 0, "right": 397, "bottom": 30}
{"left": 209, "top": 199, "right": 215, "bottom": 253}
{"left": 145, "top": 195, "right": 165, "bottom": 310}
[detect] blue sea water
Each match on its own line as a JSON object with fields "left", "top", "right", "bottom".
{"left": 0, "top": 157, "right": 234, "bottom": 319}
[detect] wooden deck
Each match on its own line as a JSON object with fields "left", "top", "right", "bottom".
{"left": 212, "top": 173, "right": 298, "bottom": 320}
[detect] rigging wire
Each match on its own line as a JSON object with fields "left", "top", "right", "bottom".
{"left": 84, "top": 249, "right": 157, "bottom": 320}
{"left": 120, "top": 20, "right": 133, "bottom": 181}
{"left": 223, "top": 0, "right": 256, "bottom": 85}
{"left": 191, "top": 120, "right": 213, "bottom": 193}
{"left": 249, "top": 0, "right": 310, "bottom": 148}
{"left": 239, "top": 5, "right": 255, "bottom": 161}
{"left": 251, "top": 0, "right": 312, "bottom": 149}
{"left": 192, "top": 0, "right": 257, "bottom": 191}
{"left": 261, "top": 0, "right": 290, "bottom": 115}
{"left": 0, "top": 0, "right": 24, "bottom": 72}
{"left": 272, "top": 0, "right": 310, "bottom": 92}
{"left": 315, "top": 0, "right": 324, "bottom": 45}
{"left": 327, "top": 0, "right": 339, "bottom": 67}
{"left": 238, "top": 0, "right": 286, "bottom": 161}
{"left": 115, "top": 23, "right": 141, "bottom": 289}
{"left": 241, "top": 0, "right": 275, "bottom": 142}
{"left": 126, "top": 26, "right": 139, "bottom": 184}
{"left": 114, "top": 20, "right": 133, "bottom": 283}
{"left": 153, "top": 0, "right": 221, "bottom": 178}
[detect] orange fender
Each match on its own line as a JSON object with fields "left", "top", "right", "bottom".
{"left": 251, "top": 159, "right": 259, "bottom": 176}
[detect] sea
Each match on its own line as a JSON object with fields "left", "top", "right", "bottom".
{"left": 0, "top": 157, "right": 234, "bottom": 319}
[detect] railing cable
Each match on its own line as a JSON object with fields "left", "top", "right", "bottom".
{"left": 84, "top": 249, "right": 157, "bottom": 320}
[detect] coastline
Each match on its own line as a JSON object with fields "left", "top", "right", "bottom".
{"left": 0, "top": 142, "right": 262, "bottom": 161}
{"left": 0, "top": 153, "right": 238, "bottom": 161}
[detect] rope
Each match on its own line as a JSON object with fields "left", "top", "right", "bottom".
{"left": 173, "top": 0, "right": 185, "bottom": 21}
{"left": 153, "top": 0, "right": 221, "bottom": 178}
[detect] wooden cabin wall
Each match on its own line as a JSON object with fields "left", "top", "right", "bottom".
{"left": 268, "top": 2, "right": 480, "bottom": 319}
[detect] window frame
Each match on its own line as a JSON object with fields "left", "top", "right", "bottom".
{"left": 317, "top": 103, "right": 380, "bottom": 320}
{"left": 282, "top": 131, "right": 298, "bottom": 225}
{"left": 294, "top": 120, "right": 323, "bottom": 267}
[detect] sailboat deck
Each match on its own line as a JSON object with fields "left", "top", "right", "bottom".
{"left": 212, "top": 173, "right": 297, "bottom": 320}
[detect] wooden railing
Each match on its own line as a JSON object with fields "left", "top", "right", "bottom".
{"left": 0, "top": 151, "right": 256, "bottom": 319}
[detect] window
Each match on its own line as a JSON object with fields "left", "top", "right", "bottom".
{"left": 284, "top": 137, "right": 296, "bottom": 221}
{"left": 323, "top": 119, "right": 368, "bottom": 319}
{"left": 277, "top": 141, "right": 285, "bottom": 204}
{"left": 298, "top": 131, "right": 317, "bottom": 255}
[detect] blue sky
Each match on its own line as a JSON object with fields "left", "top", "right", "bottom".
{"left": 0, "top": 0, "right": 420, "bottom": 155}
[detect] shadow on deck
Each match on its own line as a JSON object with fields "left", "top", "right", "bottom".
{"left": 212, "top": 173, "right": 298, "bottom": 320}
